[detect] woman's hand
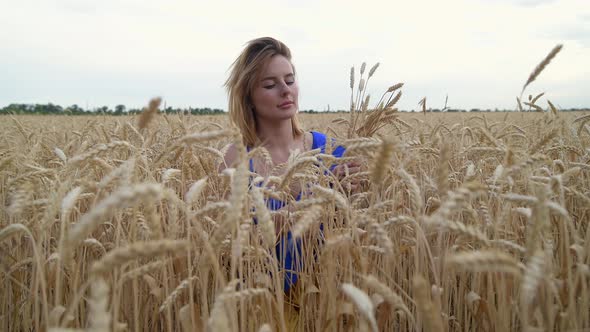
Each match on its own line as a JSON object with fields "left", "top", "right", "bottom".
{"left": 332, "top": 160, "right": 366, "bottom": 194}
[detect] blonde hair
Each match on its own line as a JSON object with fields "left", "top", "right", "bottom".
{"left": 225, "top": 37, "right": 304, "bottom": 147}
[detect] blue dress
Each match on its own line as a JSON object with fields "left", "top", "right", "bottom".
{"left": 248, "top": 131, "right": 345, "bottom": 292}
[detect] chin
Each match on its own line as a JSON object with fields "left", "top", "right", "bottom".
{"left": 286, "top": 110, "right": 298, "bottom": 118}
{"left": 277, "top": 108, "right": 298, "bottom": 117}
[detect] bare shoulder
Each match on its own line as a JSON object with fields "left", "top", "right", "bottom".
{"left": 218, "top": 143, "right": 239, "bottom": 172}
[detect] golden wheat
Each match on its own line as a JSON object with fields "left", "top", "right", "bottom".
{"left": 1, "top": 109, "right": 590, "bottom": 331}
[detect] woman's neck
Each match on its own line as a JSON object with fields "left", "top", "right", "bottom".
{"left": 256, "top": 118, "right": 299, "bottom": 151}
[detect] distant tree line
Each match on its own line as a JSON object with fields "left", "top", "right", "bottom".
{"left": 305, "top": 108, "right": 589, "bottom": 113}
{"left": 0, "top": 103, "right": 587, "bottom": 115}
{"left": 0, "top": 103, "right": 225, "bottom": 115}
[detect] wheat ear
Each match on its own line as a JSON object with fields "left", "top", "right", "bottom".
{"left": 91, "top": 240, "right": 189, "bottom": 275}
{"left": 361, "top": 275, "right": 413, "bottom": 320}
{"left": 292, "top": 204, "right": 323, "bottom": 238}
{"left": 397, "top": 169, "right": 423, "bottom": 214}
{"left": 185, "top": 177, "right": 208, "bottom": 204}
{"left": 66, "top": 183, "right": 164, "bottom": 253}
{"left": 341, "top": 283, "right": 378, "bottom": 332}
{"left": 137, "top": 97, "right": 161, "bottom": 130}
{"left": 522, "top": 44, "right": 563, "bottom": 94}
{"left": 446, "top": 250, "right": 523, "bottom": 277}
{"left": 370, "top": 139, "right": 395, "bottom": 186}
{"left": 159, "top": 275, "right": 199, "bottom": 313}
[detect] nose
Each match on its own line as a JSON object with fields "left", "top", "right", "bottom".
{"left": 279, "top": 81, "right": 291, "bottom": 95}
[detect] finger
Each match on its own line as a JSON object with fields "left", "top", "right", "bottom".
{"left": 343, "top": 181, "right": 352, "bottom": 192}
{"left": 348, "top": 166, "right": 361, "bottom": 174}
{"left": 337, "top": 165, "right": 350, "bottom": 177}
{"left": 349, "top": 183, "right": 359, "bottom": 193}
{"left": 340, "top": 167, "right": 361, "bottom": 177}
{"left": 331, "top": 165, "right": 341, "bottom": 176}
{"left": 347, "top": 161, "right": 362, "bottom": 168}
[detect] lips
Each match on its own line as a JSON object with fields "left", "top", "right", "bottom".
{"left": 278, "top": 101, "right": 294, "bottom": 108}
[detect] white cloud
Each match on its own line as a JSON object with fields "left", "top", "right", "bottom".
{"left": 500, "top": 0, "right": 557, "bottom": 7}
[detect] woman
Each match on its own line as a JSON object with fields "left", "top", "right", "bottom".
{"left": 220, "top": 37, "right": 361, "bottom": 292}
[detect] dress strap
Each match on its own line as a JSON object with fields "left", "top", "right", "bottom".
{"left": 311, "top": 131, "right": 326, "bottom": 152}
{"left": 246, "top": 146, "right": 254, "bottom": 173}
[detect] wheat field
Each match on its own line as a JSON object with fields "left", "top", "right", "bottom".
{"left": 1, "top": 107, "right": 589, "bottom": 332}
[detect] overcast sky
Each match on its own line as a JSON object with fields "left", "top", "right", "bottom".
{"left": 1, "top": 0, "right": 588, "bottom": 111}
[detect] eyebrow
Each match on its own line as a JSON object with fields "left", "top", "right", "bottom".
{"left": 261, "top": 73, "right": 294, "bottom": 81}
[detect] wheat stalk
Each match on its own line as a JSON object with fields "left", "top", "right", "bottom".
{"left": 412, "top": 276, "right": 443, "bottom": 332}
{"left": 88, "top": 278, "right": 111, "bottom": 332}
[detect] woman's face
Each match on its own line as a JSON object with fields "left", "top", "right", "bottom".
{"left": 250, "top": 55, "right": 299, "bottom": 122}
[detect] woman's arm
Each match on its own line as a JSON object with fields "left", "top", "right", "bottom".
{"left": 218, "top": 143, "right": 238, "bottom": 173}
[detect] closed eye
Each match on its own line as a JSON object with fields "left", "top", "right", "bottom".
{"left": 263, "top": 80, "right": 294, "bottom": 89}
